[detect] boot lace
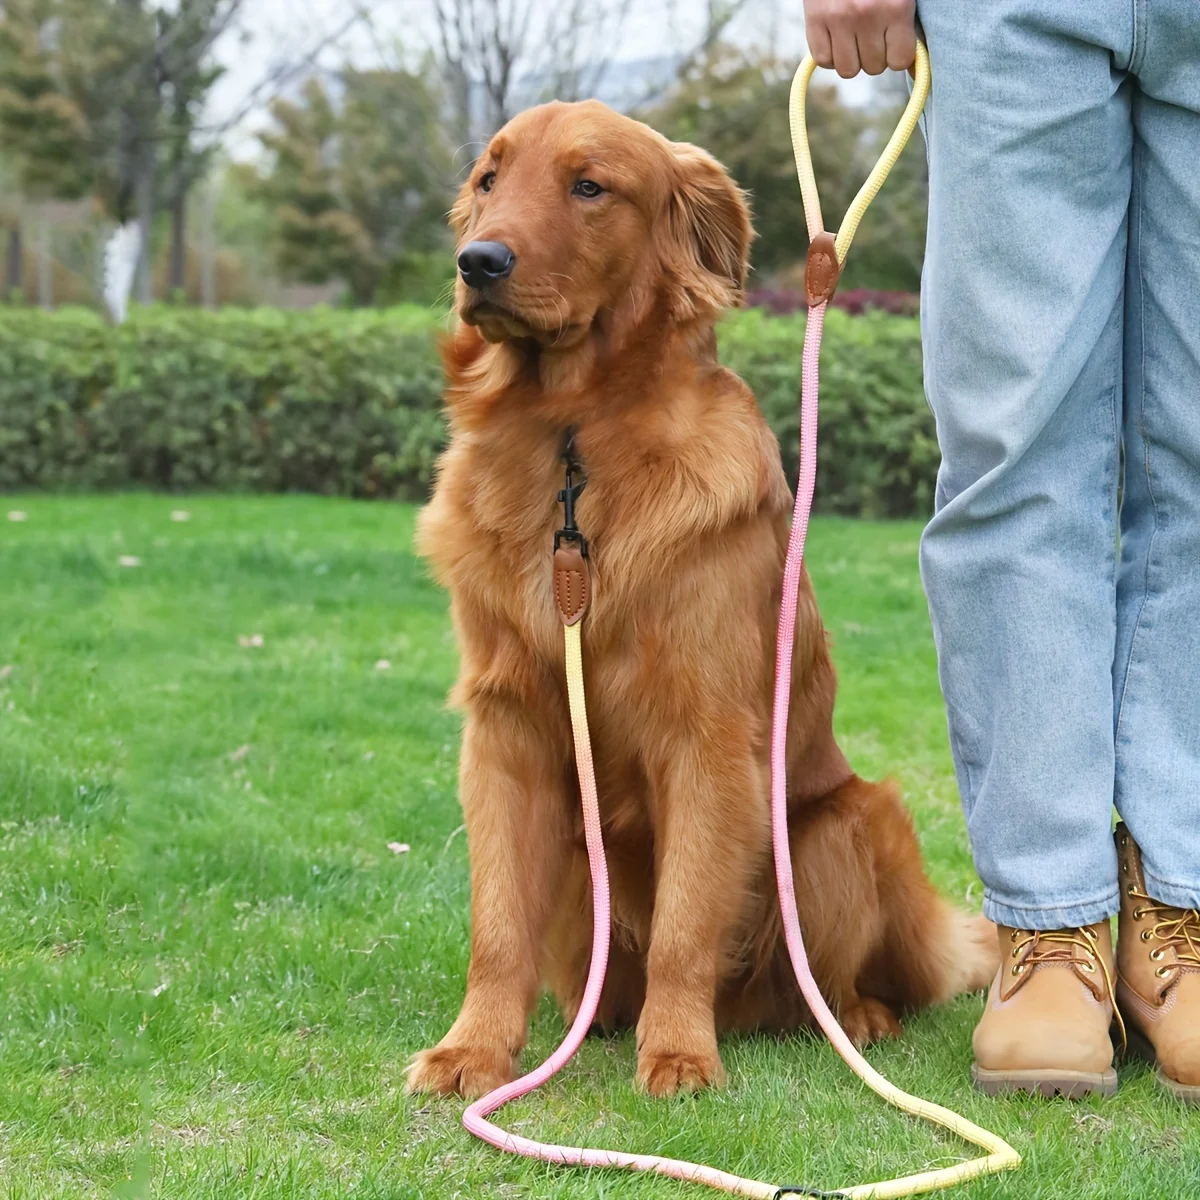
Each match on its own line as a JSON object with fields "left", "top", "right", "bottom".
{"left": 1010, "top": 926, "right": 1126, "bottom": 1050}
{"left": 1128, "top": 886, "right": 1200, "bottom": 982}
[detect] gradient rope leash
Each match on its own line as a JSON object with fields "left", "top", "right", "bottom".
{"left": 771, "top": 41, "right": 1021, "bottom": 1196}
{"left": 463, "top": 44, "right": 1021, "bottom": 1198}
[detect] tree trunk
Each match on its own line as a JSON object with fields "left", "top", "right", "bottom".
{"left": 201, "top": 180, "right": 216, "bottom": 310}
{"left": 443, "top": 61, "right": 472, "bottom": 150}
{"left": 5, "top": 225, "right": 21, "bottom": 296}
{"left": 36, "top": 222, "right": 52, "bottom": 310}
{"left": 169, "top": 185, "right": 187, "bottom": 296}
{"left": 135, "top": 145, "right": 156, "bottom": 305}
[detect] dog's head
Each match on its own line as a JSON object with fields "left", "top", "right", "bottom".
{"left": 451, "top": 101, "right": 752, "bottom": 348}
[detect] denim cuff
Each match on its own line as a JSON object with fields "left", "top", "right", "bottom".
{"left": 982, "top": 887, "right": 1120, "bottom": 930}
{"left": 1141, "top": 867, "right": 1200, "bottom": 912}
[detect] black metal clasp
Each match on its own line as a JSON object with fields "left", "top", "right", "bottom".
{"left": 554, "top": 426, "right": 588, "bottom": 556}
{"left": 774, "top": 1188, "right": 848, "bottom": 1198}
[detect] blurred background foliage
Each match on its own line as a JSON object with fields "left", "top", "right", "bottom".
{"left": 0, "top": 0, "right": 928, "bottom": 312}
{"left": 0, "top": 2, "right": 933, "bottom": 519}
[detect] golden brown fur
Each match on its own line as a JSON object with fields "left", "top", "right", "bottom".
{"left": 407, "top": 99, "right": 996, "bottom": 1099}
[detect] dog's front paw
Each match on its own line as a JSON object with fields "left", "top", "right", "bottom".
{"left": 406, "top": 1041, "right": 516, "bottom": 1099}
{"left": 840, "top": 997, "right": 902, "bottom": 1048}
{"left": 636, "top": 1047, "right": 726, "bottom": 1097}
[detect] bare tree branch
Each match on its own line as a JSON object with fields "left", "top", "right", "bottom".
{"left": 427, "top": 0, "right": 637, "bottom": 140}
{"left": 668, "top": 0, "right": 754, "bottom": 83}
{"left": 193, "top": 9, "right": 365, "bottom": 139}
{"left": 543, "top": 0, "right": 632, "bottom": 102}
{"left": 162, "top": 0, "right": 247, "bottom": 75}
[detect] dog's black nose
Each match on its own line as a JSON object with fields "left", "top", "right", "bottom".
{"left": 457, "top": 241, "right": 515, "bottom": 289}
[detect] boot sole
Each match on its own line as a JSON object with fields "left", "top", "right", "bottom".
{"left": 971, "top": 1064, "right": 1117, "bottom": 1099}
{"left": 1123, "top": 1021, "right": 1200, "bottom": 1106}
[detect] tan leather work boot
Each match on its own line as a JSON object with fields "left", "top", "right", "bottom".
{"left": 1115, "top": 823, "right": 1200, "bottom": 1104}
{"left": 971, "top": 922, "right": 1119, "bottom": 1098}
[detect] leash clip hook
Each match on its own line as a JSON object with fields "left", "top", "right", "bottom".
{"left": 554, "top": 426, "right": 588, "bottom": 556}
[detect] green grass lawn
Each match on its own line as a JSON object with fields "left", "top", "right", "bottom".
{"left": 2, "top": 495, "right": 1196, "bottom": 1200}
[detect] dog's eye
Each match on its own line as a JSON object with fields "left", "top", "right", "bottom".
{"left": 479, "top": 171, "right": 496, "bottom": 193}
{"left": 572, "top": 179, "right": 604, "bottom": 199}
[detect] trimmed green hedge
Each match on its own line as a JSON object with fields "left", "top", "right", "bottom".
{"left": 722, "top": 308, "right": 937, "bottom": 518}
{"left": 0, "top": 304, "right": 936, "bottom": 517}
{"left": 0, "top": 306, "right": 446, "bottom": 499}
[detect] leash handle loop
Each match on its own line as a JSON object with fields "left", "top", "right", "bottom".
{"left": 789, "top": 42, "right": 931, "bottom": 266}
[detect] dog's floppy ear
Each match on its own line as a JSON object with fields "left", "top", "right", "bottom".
{"left": 661, "top": 142, "right": 753, "bottom": 322}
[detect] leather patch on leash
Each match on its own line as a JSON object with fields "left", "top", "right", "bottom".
{"left": 804, "top": 231, "right": 841, "bottom": 306}
{"left": 553, "top": 545, "right": 590, "bottom": 625}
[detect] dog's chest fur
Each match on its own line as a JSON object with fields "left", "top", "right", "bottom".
{"left": 416, "top": 357, "right": 813, "bottom": 862}
{"left": 420, "top": 376, "right": 787, "bottom": 669}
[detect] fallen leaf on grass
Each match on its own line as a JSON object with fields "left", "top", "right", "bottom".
{"left": 170, "top": 510, "right": 191, "bottom": 522}
{"left": 375, "top": 659, "right": 391, "bottom": 671}
{"left": 238, "top": 634, "right": 264, "bottom": 648}
{"left": 117, "top": 555, "right": 142, "bottom": 568}
{"left": 7, "top": 510, "right": 27, "bottom": 522}
{"left": 154, "top": 1123, "right": 212, "bottom": 1147}
{"left": 229, "top": 744, "right": 251, "bottom": 763}
{"left": 386, "top": 842, "right": 410, "bottom": 855}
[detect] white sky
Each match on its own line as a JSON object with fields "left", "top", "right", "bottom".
{"left": 206, "top": 0, "right": 871, "bottom": 157}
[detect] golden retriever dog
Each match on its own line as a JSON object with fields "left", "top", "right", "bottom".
{"left": 408, "top": 100, "right": 996, "bottom": 1100}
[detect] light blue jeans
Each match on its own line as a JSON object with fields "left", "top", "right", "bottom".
{"left": 917, "top": 0, "right": 1200, "bottom": 929}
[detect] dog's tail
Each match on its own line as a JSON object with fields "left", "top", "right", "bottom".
{"left": 860, "top": 780, "right": 999, "bottom": 1007}
{"left": 918, "top": 904, "right": 1000, "bottom": 1002}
